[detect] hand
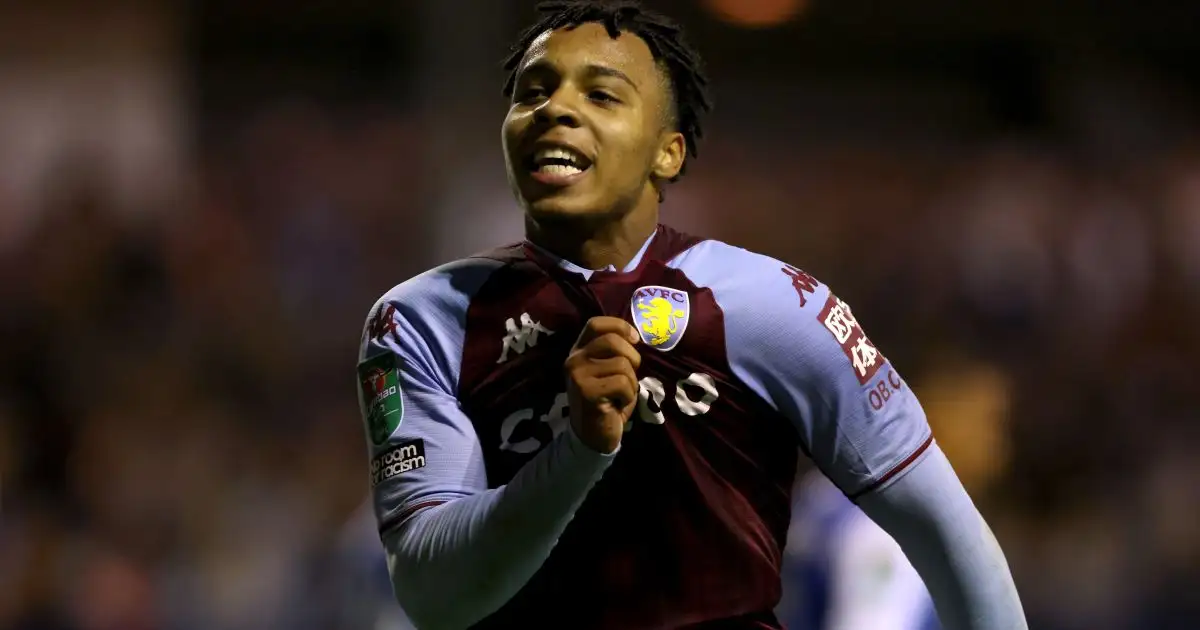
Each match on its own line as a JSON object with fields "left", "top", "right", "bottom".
{"left": 564, "top": 316, "right": 642, "bottom": 454}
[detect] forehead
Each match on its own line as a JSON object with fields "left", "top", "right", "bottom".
{"left": 519, "top": 22, "right": 661, "bottom": 86}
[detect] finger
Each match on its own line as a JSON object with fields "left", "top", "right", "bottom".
{"left": 587, "top": 374, "right": 639, "bottom": 410}
{"left": 583, "top": 333, "right": 642, "bottom": 369}
{"left": 579, "top": 357, "right": 640, "bottom": 395}
{"left": 575, "top": 316, "right": 640, "bottom": 348}
{"left": 619, "top": 395, "right": 638, "bottom": 423}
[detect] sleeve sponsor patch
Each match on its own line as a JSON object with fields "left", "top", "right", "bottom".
{"left": 818, "top": 294, "right": 885, "bottom": 385}
{"left": 867, "top": 369, "right": 905, "bottom": 411}
{"left": 370, "top": 439, "right": 427, "bottom": 488}
{"left": 358, "top": 353, "right": 404, "bottom": 446}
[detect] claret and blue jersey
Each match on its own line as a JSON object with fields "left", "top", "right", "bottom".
{"left": 357, "top": 224, "right": 933, "bottom": 629}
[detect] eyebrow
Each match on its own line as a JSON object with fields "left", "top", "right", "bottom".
{"left": 520, "top": 60, "right": 640, "bottom": 93}
{"left": 582, "top": 64, "right": 640, "bottom": 93}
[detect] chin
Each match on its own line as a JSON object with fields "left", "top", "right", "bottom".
{"left": 524, "top": 194, "right": 595, "bottom": 217}
{"left": 516, "top": 179, "right": 600, "bottom": 215}
{"left": 523, "top": 194, "right": 625, "bottom": 230}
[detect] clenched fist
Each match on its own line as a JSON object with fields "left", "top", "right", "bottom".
{"left": 564, "top": 316, "right": 642, "bottom": 454}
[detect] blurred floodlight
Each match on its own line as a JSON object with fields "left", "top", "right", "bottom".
{"left": 702, "top": 0, "right": 807, "bottom": 28}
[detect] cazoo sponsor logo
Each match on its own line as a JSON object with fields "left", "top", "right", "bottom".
{"left": 498, "top": 373, "right": 720, "bottom": 454}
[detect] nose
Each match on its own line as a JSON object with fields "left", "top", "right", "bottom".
{"left": 533, "top": 91, "right": 581, "bottom": 128}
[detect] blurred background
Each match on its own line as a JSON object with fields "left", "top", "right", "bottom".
{"left": 1, "top": 0, "right": 1198, "bottom": 629}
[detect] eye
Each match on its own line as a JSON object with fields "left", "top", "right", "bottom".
{"left": 588, "top": 90, "right": 620, "bottom": 104}
{"left": 516, "top": 86, "right": 547, "bottom": 104}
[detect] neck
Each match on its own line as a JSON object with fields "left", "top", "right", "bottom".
{"left": 525, "top": 200, "right": 659, "bottom": 271}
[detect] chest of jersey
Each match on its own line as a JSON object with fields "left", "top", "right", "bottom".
{"left": 454, "top": 239, "right": 801, "bottom": 627}
{"left": 457, "top": 257, "right": 778, "bottom": 484}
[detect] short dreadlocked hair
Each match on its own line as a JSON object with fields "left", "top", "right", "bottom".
{"left": 502, "top": 0, "right": 712, "bottom": 183}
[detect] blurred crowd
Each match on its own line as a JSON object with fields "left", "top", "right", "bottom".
{"left": 2, "top": 2, "right": 1200, "bottom": 629}
{"left": 0, "top": 102, "right": 435, "bottom": 630}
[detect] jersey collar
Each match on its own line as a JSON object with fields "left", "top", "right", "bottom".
{"left": 524, "top": 227, "right": 658, "bottom": 280}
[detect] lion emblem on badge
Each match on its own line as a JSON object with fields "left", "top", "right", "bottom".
{"left": 631, "top": 286, "right": 690, "bottom": 351}
{"left": 638, "top": 298, "right": 685, "bottom": 346}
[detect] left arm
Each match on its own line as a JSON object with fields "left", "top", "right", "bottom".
{"left": 858, "top": 445, "right": 1024, "bottom": 630}
{"left": 764, "top": 281, "right": 1025, "bottom": 630}
{"left": 689, "top": 244, "right": 1025, "bottom": 630}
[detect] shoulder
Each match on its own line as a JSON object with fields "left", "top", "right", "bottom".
{"left": 359, "top": 254, "right": 514, "bottom": 391}
{"left": 363, "top": 252, "right": 514, "bottom": 337}
{"left": 667, "top": 238, "right": 835, "bottom": 340}
{"left": 667, "top": 237, "right": 897, "bottom": 408}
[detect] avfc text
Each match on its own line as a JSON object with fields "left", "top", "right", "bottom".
{"left": 371, "top": 439, "right": 428, "bottom": 488}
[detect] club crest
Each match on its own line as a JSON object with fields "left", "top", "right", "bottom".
{"left": 630, "top": 285, "right": 690, "bottom": 351}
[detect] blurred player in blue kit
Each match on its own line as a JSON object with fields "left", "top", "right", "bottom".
{"left": 779, "top": 471, "right": 940, "bottom": 630}
{"left": 352, "top": 2, "right": 1026, "bottom": 628}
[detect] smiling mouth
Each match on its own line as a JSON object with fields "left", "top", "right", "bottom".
{"left": 524, "top": 145, "right": 594, "bottom": 178}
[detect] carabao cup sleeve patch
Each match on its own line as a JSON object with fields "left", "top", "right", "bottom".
{"left": 358, "top": 353, "right": 405, "bottom": 446}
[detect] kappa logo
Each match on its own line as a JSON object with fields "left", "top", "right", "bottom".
{"left": 497, "top": 312, "right": 554, "bottom": 364}
{"left": 782, "top": 265, "right": 819, "bottom": 308}
{"left": 631, "top": 285, "right": 690, "bottom": 351}
{"left": 368, "top": 303, "right": 398, "bottom": 341}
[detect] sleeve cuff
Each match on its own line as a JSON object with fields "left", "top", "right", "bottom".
{"left": 564, "top": 421, "right": 622, "bottom": 460}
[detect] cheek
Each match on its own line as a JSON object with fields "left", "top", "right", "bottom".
{"left": 598, "top": 122, "right": 652, "bottom": 177}
{"left": 502, "top": 110, "right": 528, "bottom": 154}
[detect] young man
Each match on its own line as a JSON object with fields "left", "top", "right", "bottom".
{"left": 356, "top": 2, "right": 1026, "bottom": 628}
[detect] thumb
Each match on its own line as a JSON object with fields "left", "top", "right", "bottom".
{"left": 595, "top": 396, "right": 628, "bottom": 421}
{"left": 616, "top": 394, "right": 638, "bottom": 421}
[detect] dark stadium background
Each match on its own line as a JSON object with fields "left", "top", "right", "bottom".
{"left": 1, "top": 1, "right": 1198, "bottom": 628}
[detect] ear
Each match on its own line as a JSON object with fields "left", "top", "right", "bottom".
{"left": 652, "top": 131, "right": 686, "bottom": 181}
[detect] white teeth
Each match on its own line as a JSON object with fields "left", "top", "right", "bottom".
{"left": 533, "top": 147, "right": 586, "bottom": 168}
{"left": 538, "top": 163, "right": 582, "bottom": 176}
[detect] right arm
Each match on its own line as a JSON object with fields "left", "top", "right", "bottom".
{"left": 380, "top": 420, "right": 612, "bottom": 630}
{"left": 357, "top": 270, "right": 636, "bottom": 630}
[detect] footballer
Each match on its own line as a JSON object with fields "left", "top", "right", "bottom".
{"left": 355, "top": 2, "right": 1026, "bottom": 628}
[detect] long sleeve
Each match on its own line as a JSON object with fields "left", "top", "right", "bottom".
{"left": 858, "top": 445, "right": 1026, "bottom": 630}
{"left": 668, "top": 240, "right": 1025, "bottom": 629}
{"left": 356, "top": 260, "right": 616, "bottom": 629}
{"left": 383, "top": 424, "right": 614, "bottom": 630}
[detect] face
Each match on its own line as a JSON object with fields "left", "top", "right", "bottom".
{"left": 503, "top": 22, "right": 686, "bottom": 222}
